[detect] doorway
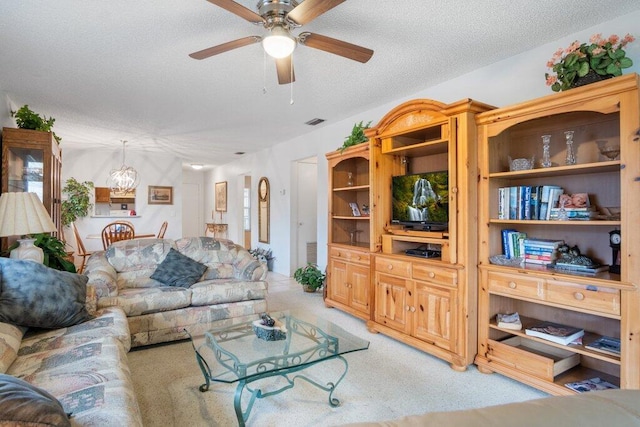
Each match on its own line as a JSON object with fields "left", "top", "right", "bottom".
{"left": 182, "top": 182, "right": 201, "bottom": 238}
{"left": 293, "top": 156, "right": 318, "bottom": 271}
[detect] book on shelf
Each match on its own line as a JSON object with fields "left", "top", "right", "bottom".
{"left": 496, "top": 312, "right": 522, "bottom": 330}
{"left": 564, "top": 377, "right": 619, "bottom": 393}
{"left": 538, "top": 185, "right": 562, "bottom": 220}
{"left": 545, "top": 187, "right": 565, "bottom": 220}
{"left": 549, "top": 207, "right": 597, "bottom": 220}
{"left": 498, "top": 187, "right": 509, "bottom": 220}
{"left": 501, "top": 228, "right": 518, "bottom": 257}
{"left": 585, "top": 336, "right": 621, "bottom": 356}
{"left": 529, "top": 186, "right": 541, "bottom": 220}
{"left": 508, "top": 186, "right": 519, "bottom": 220}
{"left": 524, "top": 321, "right": 584, "bottom": 345}
{"left": 547, "top": 262, "right": 610, "bottom": 274}
{"left": 522, "top": 238, "right": 564, "bottom": 248}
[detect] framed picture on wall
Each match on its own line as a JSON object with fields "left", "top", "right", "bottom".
{"left": 215, "top": 181, "right": 227, "bottom": 212}
{"left": 148, "top": 186, "right": 173, "bottom": 205}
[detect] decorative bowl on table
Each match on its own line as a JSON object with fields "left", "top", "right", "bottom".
{"left": 489, "top": 255, "right": 524, "bottom": 267}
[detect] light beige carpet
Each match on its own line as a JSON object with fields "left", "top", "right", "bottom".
{"left": 128, "top": 288, "right": 546, "bottom": 426}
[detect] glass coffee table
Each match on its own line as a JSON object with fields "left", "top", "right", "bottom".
{"left": 186, "top": 310, "right": 369, "bottom": 426}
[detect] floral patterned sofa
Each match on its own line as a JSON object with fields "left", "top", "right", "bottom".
{"left": 84, "top": 236, "right": 269, "bottom": 347}
{"left": 0, "top": 258, "right": 142, "bottom": 426}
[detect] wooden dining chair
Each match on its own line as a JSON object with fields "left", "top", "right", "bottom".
{"left": 157, "top": 221, "right": 168, "bottom": 238}
{"left": 101, "top": 221, "right": 135, "bottom": 250}
{"left": 71, "top": 222, "right": 93, "bottom": 274}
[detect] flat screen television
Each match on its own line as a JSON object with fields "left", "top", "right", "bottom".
{"left": 391, "top": 171, "right": 449, "bottom": 231}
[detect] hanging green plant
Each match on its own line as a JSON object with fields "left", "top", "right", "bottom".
{"left": 10, "top": 104, "right": 62, "bottom": 143}
{"left": 61, "top": 178, "right": 94, "bottom": 227}
{"left": 338, "top": 120, "right": 372, "bottom": 153}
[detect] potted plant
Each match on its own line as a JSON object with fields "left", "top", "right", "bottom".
{"left": 293, "top": 263, "right": 326, "bottom": 293}
{"left": 338, "top": 120, "right": 372, "bottom": 153}
{"left": 61, "top": 178, "right": 94, "bottom": 227}
{"left": 545, "top": 33, "right": 635, "bottom": 92}
{"left": 10, "top": 104, "right": 62, "bottom": 143}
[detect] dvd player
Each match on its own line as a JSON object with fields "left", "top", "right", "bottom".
{"left": 405, "top": 248, "right": 442, "bottom": 258}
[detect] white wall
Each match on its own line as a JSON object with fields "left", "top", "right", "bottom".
{"left": 61, "top": 148, "right": 184, "bottom": 253}
{"left": 207, "top": 11, "right": 640, "bottom": 276}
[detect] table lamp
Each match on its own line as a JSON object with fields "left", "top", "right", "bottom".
{"left": 0, "top": 192, "right": 57, "bottom": 263}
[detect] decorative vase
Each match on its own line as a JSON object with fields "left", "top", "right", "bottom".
{"left": 10, "top": 238, "right": 44, "bottom": 263}
{"left": 570, "top": 70, "right": 613, "bottom": 88}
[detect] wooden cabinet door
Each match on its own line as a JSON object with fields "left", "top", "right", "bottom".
{"left": 374, "top": 273, "right": 410, "bottom": 333}
{"left": 413, "top": 281, "right": 456, "bottom": 352}
{"left": 349, "top": 263, "right": 370, "bottom": 314}
{"left": 95, "top": 187, "right": 111, "bottom": 203}
{"left": 328, "top": 259, "right": 349, "bottom": 306}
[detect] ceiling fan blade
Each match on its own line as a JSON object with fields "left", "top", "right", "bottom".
{"left": 206, "top": 0, "right": 265, "bottom": 24}
{"left": 276, "top": 57, "right": 295, "bottom": 85}
{"left": 189, "top": 36, "right": 261, "bottom": 60}
{"left": 287, "top": 0, "right": 345, "bottom": 25}
{"left": 298, "top": 32, "right": 373, "bottom": 63}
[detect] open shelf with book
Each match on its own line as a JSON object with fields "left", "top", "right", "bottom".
{"left": 475, "top": 74, "right": 640, "bottom": 393}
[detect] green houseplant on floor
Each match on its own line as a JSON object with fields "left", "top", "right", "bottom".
{"left": 293, "top": 263, "right": 326, "bottom": 293}
{"left": 61, "top": 178, "right": 94, "bottom": 227}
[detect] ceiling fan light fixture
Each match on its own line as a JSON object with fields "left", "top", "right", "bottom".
{"left": 262, "top": 26, "right": 296, "bottom": 58}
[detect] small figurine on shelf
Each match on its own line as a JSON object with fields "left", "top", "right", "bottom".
{"left": 556, "top": 244, "right": 597, "bottom": 267}
{"left": 361, "top": 204, "right": 370, "bottom": 216}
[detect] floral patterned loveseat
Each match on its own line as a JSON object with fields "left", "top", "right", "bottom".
{"left": 84, "top": 236, "right": 268, "bottom": 347}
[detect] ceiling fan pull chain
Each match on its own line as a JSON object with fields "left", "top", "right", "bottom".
{"left": 262, "top": 50, "right": 267, "bottom": 94}
{"left": 290, "top": 54, "right": 294, "bottom": 105}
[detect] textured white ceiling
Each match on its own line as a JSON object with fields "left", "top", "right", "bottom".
{"left": 1, "top": 1, "right": 639, "bottom": 168}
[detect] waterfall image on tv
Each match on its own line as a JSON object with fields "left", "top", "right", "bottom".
{"left": 392, "top": 171, "right": 449, "bottom": 228}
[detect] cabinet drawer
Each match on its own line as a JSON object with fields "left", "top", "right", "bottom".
{"left": 488, "top": 337, "right": 580, "bottom": 381}
{"left": 413, "top": 264, "right": 457, "bottom": 288}
{"left": 330, "top": 248, "right": 370, "bottom": 265}
{"left": 546, "top": 280, "right": 620, "bottom": 316}
{"left": 375, "top": 256, "right": 411, "bottom": 278}
{"left": 487, "top": 271, "right": 544, "bottom": 300}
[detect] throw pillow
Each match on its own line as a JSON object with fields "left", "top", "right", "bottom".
{"left": 0, "top": 374, "right": 71, "bottom": 427}
{"left": 150, "top": 248, "right": 207, "bottom": 288}
{"left": 0, "top": 258, "right": 94, "bottom": 329}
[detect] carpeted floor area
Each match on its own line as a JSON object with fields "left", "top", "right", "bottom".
{"left": 128, "top": 272, "right": 547, "bottom": 426}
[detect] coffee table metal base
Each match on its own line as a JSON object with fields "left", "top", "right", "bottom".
{"left": 196, "top": 353, "right": 348, "bottom": 426}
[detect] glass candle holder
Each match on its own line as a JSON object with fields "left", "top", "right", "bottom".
{"left": 541, "top": 135, "right": 552, "bottom": 168}
{"left": 347, "top": 172, "right": 354, "bottom": 186}
{"left": 565, "top": 130, "right": 576, "bottom": 165}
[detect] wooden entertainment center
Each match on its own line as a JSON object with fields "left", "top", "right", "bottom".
{"left": 325, "top": 74, "right": 640, "bottom": 391}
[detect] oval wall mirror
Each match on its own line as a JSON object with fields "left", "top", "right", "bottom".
{"left": 258, "top": 177, "right": 270, "bottom": 243}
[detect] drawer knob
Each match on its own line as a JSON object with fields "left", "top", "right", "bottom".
{"left": 509, "top": 281, "right": 517, "bottom": 289}
{"left": 574, "top": 292, "right": 585, "bottom": 301}
{"left": 406, "top": 305, "right": 411, "bottom": 311}
{"left": 429, "top": 272, "right": 436, "bottom": 278}
{"left": 387, "top": 264, "right": 393, "bottom": 270}
{"left": 410, "top": 306, "right": 416, "bottom": 313}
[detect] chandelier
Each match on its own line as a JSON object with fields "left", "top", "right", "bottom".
{"left": 108, "top": 140, "right": 139, "bottom": 194}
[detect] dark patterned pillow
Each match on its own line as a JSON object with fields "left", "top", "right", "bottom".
{"left": 0, "top": 258, "right": 94, "bottom": 329}
{"left": 0, "top": 373, "right": 71, "bottom": 426}
{"left": 150, "top": 248, "right": 207, "bottom": 288}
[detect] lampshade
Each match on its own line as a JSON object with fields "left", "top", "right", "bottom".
{"left": 0, "top": 192, "right": 56, "bottom": 237}
{"left": 0, "top": 192, "right": 57, "bottom": 263}
{"left": 262, "top": 25, "right": 296, "bottom": 58}
{"left": 108, "top": 140, "right": 139, "bottom": 193}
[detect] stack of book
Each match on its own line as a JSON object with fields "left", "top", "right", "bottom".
{"left": 496, "top": 312, "right": 522, "bottom": 330}
{"left": 525, "top": 321, "right": 584, "bottom": 345}
{"left": 565, "top": 377, "right": 618, "bottom": 393}
{"left": 498, "top": 185, "right": 564, "bottom": 221}
{"left": 501, "top": 229, "right": 527, "bottom": 259}
{"left": 522, "top": 238, "right": 564, "bottom": 265}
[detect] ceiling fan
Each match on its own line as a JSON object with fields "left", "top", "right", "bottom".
{"left": 189, "top": 0, "right": 374, "bottom": 85}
